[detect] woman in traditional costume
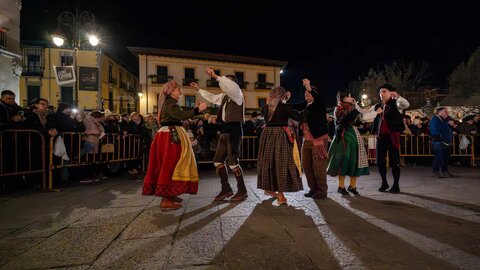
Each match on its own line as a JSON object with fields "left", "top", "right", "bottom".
{"left": 326, "top": 90, "right": 382, "bottom": 195}
{"left": 143, "top": 81, "right": 206, "bottom": 209}
{"left": 257, "top": 86, "right": 307, "bottom": 205}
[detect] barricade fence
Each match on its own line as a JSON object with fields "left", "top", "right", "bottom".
{"left": 0, "top": 129, "right": 47, "bottom": 188}
{"left": 364, "top": 134, "right": 476, "bottom": 166}
{"left": 48, "top": 132, "right": 146, "bottom": 190}
{"left": 1, "top": 131, "right": 477, "bottom": 191}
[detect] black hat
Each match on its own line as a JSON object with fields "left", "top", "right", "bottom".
{"left": 463, "top": 115, "right": 474, "bottom": 122}
{"left": 377, "top": 83, "right": 396, "bottom": 93}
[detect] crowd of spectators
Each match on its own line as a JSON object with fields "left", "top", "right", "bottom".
{"left": 1, "top": 88, "right": 479, "bottom": 192}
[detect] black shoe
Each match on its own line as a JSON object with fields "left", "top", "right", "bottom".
{"left": 337, "top": 187, "right": 349, "bottom": 195}
{"left": 444, "top": 171, "right": 454, "bottom": 177}
{"left": 347, "top": 186, "right": 359, "bottom": 195}
{"left": 378, "top": 183, "right": 389, "bottom": 192}
{"left": 439, "top": 172, "right": 450, "bottom": 178}
{"left": 388, "top": 187, "right": 400, "bottom": 193}
{"left": 433, "top": 172, "right": 440, "bottom": 177}
{"left": 304, "top": 190, "right": 316, "bottom": 197}
{"left": 213, "top": 190, "right": 234, "bottom": 201}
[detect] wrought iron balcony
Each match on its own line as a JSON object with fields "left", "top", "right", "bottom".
{"left": 238, "top": 81, "right": 249, "bottom": 89}
{"left": 22, "top": 66, "right": 43, "bottom": 76}
{"left": 183, "top": 78, "right": 199, "bottom": 86}
{"left": 254, "top": 81, "right": 274, "bottom": 90}
{"left": 109, "top": 77, "right": 117, "bottom": 84}
{"left": 149, "top": 75, "right": 173, "bottom": 84}
{"left": 120, "top": 82, "right": 127, "bottom": 90}
{"left": 207, "top": 79, "right": 219, "bottom": 88}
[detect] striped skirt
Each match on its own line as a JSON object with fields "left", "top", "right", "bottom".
{"left": 257, "top": 127, "right": 303, "bottom": 192}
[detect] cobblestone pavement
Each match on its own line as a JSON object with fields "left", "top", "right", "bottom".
{"left": 1, "top": 166, "right": 479, "bottom": 269}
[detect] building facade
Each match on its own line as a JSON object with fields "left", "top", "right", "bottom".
{"left": 19, "top": 43, "right": 139, "bottom": 113}
{"left": 128, "top": 47, "right": 287, "bottom": 116}
{"left": 0, "top": 0, "right": 22, "bottom": 101}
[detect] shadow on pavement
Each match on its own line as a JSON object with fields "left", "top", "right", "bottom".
{"left": 214, "top": 199, "right": 341, "bottom": 269}
{"left": 313, "top": 197, "right": 456, "bottom": 269}
{"left": 343, "top": 195, "right": 480, "bottom": 257}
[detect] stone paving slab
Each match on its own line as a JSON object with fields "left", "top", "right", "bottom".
{"left": 0, "top": 167, "right": 479, "bottom": 269}
{"left": 0, "top": 225, "right": 125, "bottom": 269}
{"left": 90, "top": 237, "right": 172, "bottom": 269}
{"left": 0, "top": 238, "right": 44, "bottom": 265}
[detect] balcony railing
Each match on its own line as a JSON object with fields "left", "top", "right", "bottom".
{"left": 120, "top": 82, "right": 127, "bottom": 90}
{"left": 0, "top": 31, "right": 6, "bottom": 49}
{"left": 238, "top": 81, "right": 249, "bottom": 89}
{"left": 22, "top": 66, "right": 43, "bottom": 76}
{"left": 128, "top": 85, "right": 137, "bottom": 92}
{"left": 206, "top": 79, "right": 219, "bottom": 88}
{"left": 183, "top": 78, "right": 199, "bottom": 86}
{"left": 149, "top": 75, "right": 173, "bottom": 84}
{"left": 109, "top": 77, "right": 117, "bottom": 85}
{"left": 254, "top": 81, "right": 274, "bottom": 90}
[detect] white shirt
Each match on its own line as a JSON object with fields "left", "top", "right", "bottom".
{"left": 198, "top": 76, "right": 244, "bottom": 122}
{"left": 356, "top": 96, "right": 410, "bottom": 121}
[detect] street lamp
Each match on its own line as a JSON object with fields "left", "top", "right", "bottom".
{"left": 51, "top": 7, "right": 98, "bottom": 108}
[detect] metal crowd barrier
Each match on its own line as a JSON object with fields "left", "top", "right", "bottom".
{"left": 363, "top": 134, "right": 476, "bottom": 166}
{"left": 48, "top": 132, "right": 145, "bottom": 190}
{"left": 240, "top": 136, "right": 258, "bottom": 161}
{"left": 0, "top": 129, "right": 47, "bottom": 189}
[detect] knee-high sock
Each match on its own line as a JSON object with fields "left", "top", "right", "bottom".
{"left": 339, "top": 175, "right": 346, "bottom": 188}
{"left": 350, "top": 177, "right": 357, "bottom": 188}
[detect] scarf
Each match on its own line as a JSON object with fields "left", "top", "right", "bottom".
{"left": 334, "top": 101, "right": 355, "bottom": 124}
{"left": 157, "top": 80, "right": 179, "bottom": 123}
{"left": 267, "top": 86, "right": 290, "bottom": 121}
{"left": 33, "top": 108, "right": 47, "bottom": 127}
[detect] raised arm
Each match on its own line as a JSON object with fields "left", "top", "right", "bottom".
{"left": 359, "top": 107, "right": 383, "bottom": 122}
{"left": 165, "top": 99, "right": 205, "bottom": 121}
{"left": 206, "top": 68, "right": 243, "bottom": 106}
{"left": 190, "top": 82, "right": 224, "bottom": 105}
{"left": 390, "top": 91, "right": 410, "bottom": 110}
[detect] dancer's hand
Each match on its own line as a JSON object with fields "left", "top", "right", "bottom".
{"left": 205, "top": 68, "right": 218, "bottom": 79}
{"left": 305, "top": 91, "right": 314, "bottom": 104}
{"left": 196, "top": 101, "right": 207, "bottom": 112}
{"left": 189, "top": 82, "right": 200, "bottom": 91}
{"left": 376, "top": 107, "right": 383, "bottom": 114}
{"left": 313, "top": 138, "right": 328, "bottom": 159}
{"left": 303, "top": 78, "right": 312, "bottom": 91}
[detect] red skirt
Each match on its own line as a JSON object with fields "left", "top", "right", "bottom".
{"left": 143, "top": 129, "right": 198, "bottom": 197}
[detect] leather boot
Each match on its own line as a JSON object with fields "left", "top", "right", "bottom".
{"left": 230, "top": 166, "right": 248, "bottom": 201}
{"left": 214, "top": 164, "right": 233, "bottom": 201}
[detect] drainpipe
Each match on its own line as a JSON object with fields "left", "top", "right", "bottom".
{"left": 48, "top": 47, "right": 51, "bottom": 105}
{"left": 145, "top": 55, "right": 148, "bottom": 114}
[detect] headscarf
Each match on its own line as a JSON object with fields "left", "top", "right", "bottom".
{"left": 267, "top": 86, "right": 290, "bottom": 121}
{"left": 157, "top": 80, "right": 180, "bottom": 122}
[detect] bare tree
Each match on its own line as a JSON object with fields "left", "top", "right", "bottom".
{"left": 350, "top": 60, "right": 432, "bottom": 105}
{"left": 448, "top": 46, "right": 480, "bottom": 97}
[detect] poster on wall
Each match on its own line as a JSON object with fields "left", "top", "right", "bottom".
{"left": 79, "top": 67, "right": 99, "bottom": 91}
{"left": 53, "top": 66, "right": 76, "bottom": 86}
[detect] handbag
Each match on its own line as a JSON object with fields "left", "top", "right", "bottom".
{"left": 101, "top": 143, "right": 115, "bottom": 153}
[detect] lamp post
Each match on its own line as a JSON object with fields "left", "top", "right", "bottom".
{"left": 51, "top": 7, "right": 98, "bottom": 108}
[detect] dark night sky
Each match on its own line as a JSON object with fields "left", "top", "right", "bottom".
{"left": 21, "top": 0, "right": 480, "bottom": 105}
